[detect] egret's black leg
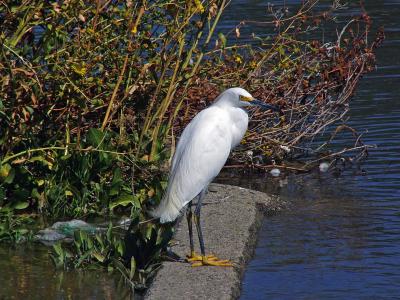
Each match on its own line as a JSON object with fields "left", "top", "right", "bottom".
{"left": 186, "top": 200, "right": 195, "bottom": 257}
{"left": 189, "top": 188, "right": 232, "bottom": 267}
{"left": 186, "top": 193, "right": 208, "bottom": 261}
{"left": 194, "top": 189, "right": 206, "bottom": 256}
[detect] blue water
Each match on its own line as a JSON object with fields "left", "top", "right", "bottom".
{"left": 218, "top": 1, "right": 400, "bottom": 299}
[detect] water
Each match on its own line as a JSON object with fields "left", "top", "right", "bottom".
{"left": 0, "top": 240, "right": 134, "bottom": 300}
{"left": 217, "top": 1, "right": 400, "bottom": 298}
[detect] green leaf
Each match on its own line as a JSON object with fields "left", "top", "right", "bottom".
{"left": 4, "top": 167, "right": 15, "bottom": 184}
{"left": 109, "top": 194, "right": 140, "bottom": 210}
{"left": 74, "top": 230, "right": 83, "bottom": 248}
{"left": 108, "top": 186, "right": 120, "bottom": 196}
{"left": 12, "top": 201, "right": 29, "bottom": 210}
{"left": 112, "top": 258, "right": 129, "bottom": 278}
{"left": 87, "top": 128, "right": 105, "bottom": 148}
{"left": 116, "top": 241, "right": 124, "bottom": 257}
{"left": 109, "top": 168, "right": 123, "bottom": 196}
{"left": 15, "top": 228, "right": 28, "bottom": 235}
{"left": 109, "top": 169, "right": 123, "bottom": 196}
{"left": 61, "top": 154, "right": 71, "bottom": 160}
{"left": 92, "top": 251, "right": 105, "bottom": 263}
{"left": 95, "top": 234, "right": 105, "bottom": 250}
{"left": 87, "top": 235, "right": 94, "bottom": 249}
{"left": 29, "top": 156, "right": 53, "bottom": 168}
{"left": 218, "top": 32, "right": 227, "bottom": 48}
{"left": 52, "top": 242, "right": 64, "bottom": 257}
{"left": 106, "top": 222, "right": 113, "bottom": 241}
{"left": 130, "top": 257, "right": 136, "bottom": 279}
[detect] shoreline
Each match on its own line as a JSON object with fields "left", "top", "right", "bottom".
{"left": 145, "top": 183, "right": 285, "bottom": 300}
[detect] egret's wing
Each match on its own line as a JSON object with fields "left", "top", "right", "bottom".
{"left": 154, "top": 107, "right": 232, "bottom": 222}
{"left": 171, "top": 109, "right": 232, "bottom": 201}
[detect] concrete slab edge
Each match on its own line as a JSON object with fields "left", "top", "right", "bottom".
{"left": 145, "top": 183, "right": 285, "bottom": 300}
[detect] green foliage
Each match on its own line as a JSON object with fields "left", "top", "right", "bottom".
{"left": 51, "top": 220, "right": 173, "bottom": 289}
{"left": 0, "top": 209, "right": 34, "bottom": 242}
{"left": 0, "top": 0, "right": 224, "bottom": 242}
{"left": 0, "top": 130, "right": 138, "bottom": 217}
{"left": 0, "top": 0, "right": 226, "bottom": 162}
{"left": 51, "top": 223, "right": 123, "bottom": 269}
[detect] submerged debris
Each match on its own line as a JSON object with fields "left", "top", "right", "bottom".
{"left": 35, "top": 219, "right": 101, "bottom": 243}
{"left": 270, "top": 168, "right": 281, "bottom": 177}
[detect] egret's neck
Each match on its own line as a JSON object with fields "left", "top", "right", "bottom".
{"left": 226, "top": 107, "right": 249, "bottom": 148}
{"left": 212, "top": 94, "right": 236, "bottom": 108}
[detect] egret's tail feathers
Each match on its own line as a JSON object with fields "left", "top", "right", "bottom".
{"left": 150, "top": 195, "right": 183, "bottom": 223}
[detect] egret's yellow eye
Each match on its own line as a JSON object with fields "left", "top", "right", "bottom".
{"left": 239, "top": 95, "right": 253, "bottom": 102}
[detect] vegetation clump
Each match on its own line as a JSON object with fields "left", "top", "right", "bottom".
{"left": 0, "top": 0, "right": 382, "bottom": 290}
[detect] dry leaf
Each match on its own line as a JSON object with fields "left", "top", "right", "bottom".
{"left": 235, "top": 27, "right": 240, "bottom": 38}
{"left": 78, "top": 14, "right": 85, "bottom": 22}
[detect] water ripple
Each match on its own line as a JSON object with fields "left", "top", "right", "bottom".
{"left": 217, "top": 1, "right": 400, "bottom": 299}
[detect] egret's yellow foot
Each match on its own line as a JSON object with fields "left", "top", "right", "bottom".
{"left": 186, "top": 252, "right": 216, "bottom": 262}
{"left": 190, "top": 255, "right": 233, "bottom": 267}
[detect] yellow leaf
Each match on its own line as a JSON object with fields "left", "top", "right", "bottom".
{"left": 0, "top": 164, "right": 11, "bottom": 178}
{"left": 65, "top": 190, "right": 73, "bottom": 196}
{"left": 72, "top": 63, "right": 86, "bottom": 76}
{"left": 194, "top": 0, "right": 204, "bottom": 13}
{"left": 235, "top": 55, "right": 243, "bottom": 64}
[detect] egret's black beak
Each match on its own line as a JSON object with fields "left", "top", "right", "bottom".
{"left": 251, "top": 99, "right": 280, "bottom": 112}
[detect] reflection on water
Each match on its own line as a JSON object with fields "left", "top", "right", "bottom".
{"left": 218, "top": 0, "right": 400, "bottom": 299}
{"left": 0, "top": 244, "right": 134, "bottom": 299}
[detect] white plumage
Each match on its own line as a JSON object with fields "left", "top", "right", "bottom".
{"left": 152, "top": 87, "right": 257, "bottom": 223}
{"left": 151, "top": 87, "right": 278, "bottom": 267}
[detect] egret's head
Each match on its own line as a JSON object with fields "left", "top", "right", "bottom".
{"left": 216, "top": 87, "right": 279, "bottom": 111}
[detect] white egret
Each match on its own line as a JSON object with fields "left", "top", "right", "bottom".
{"left": 151, "top": 87, "right": 278, "bottom": 267}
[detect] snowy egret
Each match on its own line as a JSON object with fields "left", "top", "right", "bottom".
{"left": 151, "top": 87, "right": 278, "bottom": 267}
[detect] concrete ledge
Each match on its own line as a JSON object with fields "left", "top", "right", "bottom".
{"left": 145, "top": 183, "right": 284, "bottom": 300}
